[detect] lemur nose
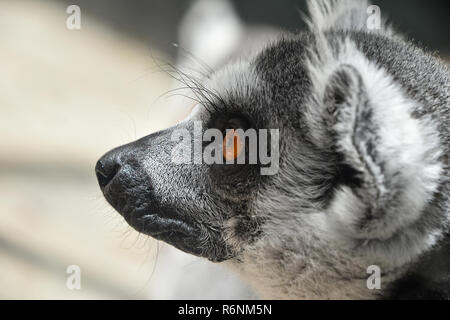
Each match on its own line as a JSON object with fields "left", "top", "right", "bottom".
{"left": 95, "top": 153, "right": 121, "bottom": 190}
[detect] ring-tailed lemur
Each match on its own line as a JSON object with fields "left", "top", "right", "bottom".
{"left": 96, "top": 0, "right": 449, "bottom": 299}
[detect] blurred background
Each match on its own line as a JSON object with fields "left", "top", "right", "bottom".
{"left": 0, "top": 0, "right": 448, "bottom": 299}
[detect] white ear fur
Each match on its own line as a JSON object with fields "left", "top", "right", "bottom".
{"left": 306, "top": 39, "right": 443, "bottom": 246}
{"left": 306, "top": 0, "right": 370, "bottom": 31}
{"left": 305, "top": 0, "right": 395, "bottom": 35}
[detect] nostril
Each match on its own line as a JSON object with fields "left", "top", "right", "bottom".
{"left": 95, "top": 159, "right": 120, "bottom": 189}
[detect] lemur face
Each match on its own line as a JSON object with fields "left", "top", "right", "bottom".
{"left": 95, "top": 35, "right": 313, "bottom": 262}
{"left": 96, "top": 0, "right": 449, "bottom": 299}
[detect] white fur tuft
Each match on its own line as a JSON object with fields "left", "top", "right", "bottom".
{"left": 305, "top": 0, "right": 396, "bottom": 35}
{"left": 306, "top": 0, "right": 370, "bottom": 31}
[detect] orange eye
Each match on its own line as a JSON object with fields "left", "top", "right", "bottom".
{"left": 223, "top": 129, "right": 244, "bottom": 161}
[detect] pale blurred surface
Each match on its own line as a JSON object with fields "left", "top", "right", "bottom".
{"left": 0, "top": 0, "right": 173, "bottom": 299}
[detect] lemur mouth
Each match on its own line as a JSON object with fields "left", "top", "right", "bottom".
{"left": 138, "top": 215, "right": 205, "bottom": 255}
{"left": 96, "top": 163, "right": 201, "bottom": 255}
{"left": 133, "top": 213, "right": 196, "bottom": 244}
{"left": 114, "top": 203, "right": 205, "bottom": 257}
{"left": 95, "top": 157, "right": 193, "bottom": 238}
{"left": 122, "top": 204, "right": 231, "bottom": 261}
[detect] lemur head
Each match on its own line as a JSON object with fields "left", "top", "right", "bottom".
{"left": 96, "top": 0, "right": 449, "bottom": 299}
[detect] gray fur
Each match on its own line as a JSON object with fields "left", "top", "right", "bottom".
{"left": 97, "top": 0, "right": 449, "bottom": 299}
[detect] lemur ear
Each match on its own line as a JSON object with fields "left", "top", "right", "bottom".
{"left": 323, "top": 64, "right": 366, "bottom": 129}
{"left": 321, "top": 64, "right": 443, "bottom": 243}
{"left": 323, "top": 64, "right": 382, "bottom": 199}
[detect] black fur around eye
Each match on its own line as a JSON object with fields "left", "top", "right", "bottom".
{"left": 225, "top": 117, "right": 249, "bottom": 130}
{"left": 210, "top": 114, "right": 251, "bottom": 133}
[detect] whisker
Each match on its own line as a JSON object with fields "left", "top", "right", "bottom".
{"left": 173, "top": 42, "right": 215, "bottom": 76}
